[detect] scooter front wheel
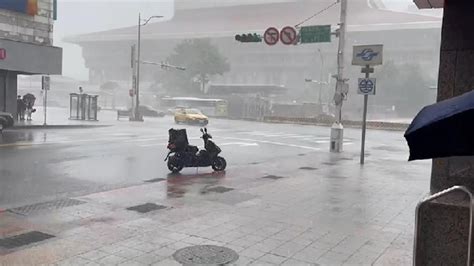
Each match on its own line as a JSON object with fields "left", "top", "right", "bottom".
{"left": 212, "top": 156, "right": 227, "bottom": 171}
{"left": 167, "top": 156, "right": 184, "bottom": 173}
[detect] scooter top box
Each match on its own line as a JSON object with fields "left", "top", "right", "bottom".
{"left": 168, "top": 128, "right": 189, "bottom": 149}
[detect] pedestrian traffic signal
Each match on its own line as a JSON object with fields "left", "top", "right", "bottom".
{"left": 235, "top": 33, "right": 262, "bottom": 43}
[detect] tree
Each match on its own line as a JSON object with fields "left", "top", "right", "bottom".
{"left": 160, "top": 39, "right": 230, "bottom": 94}
{"left": 376, "top": 60, "right": 436, "bottom": 117}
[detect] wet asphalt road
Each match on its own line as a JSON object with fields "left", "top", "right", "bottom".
{"left": 0, "top": 115, "right": 417, "bottom": 209}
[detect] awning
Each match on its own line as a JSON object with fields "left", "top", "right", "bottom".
{"left": 0, "top": 39, "right": 62, "bottom": 75}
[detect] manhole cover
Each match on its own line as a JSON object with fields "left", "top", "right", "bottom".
{"left": 173, "top": 245, "right": 239, "bottom": 265}
{"left": 323, "top": 162, "right": 337, "bottom": 166}
{"left": 262, "top": 175, "right": 285, "bottom": 180}
{"left": 298, "top": 154, "right": 306, "bottom": 156}
{"left": 0, "top": 231, "right": 54, "bottom": 249}
{"left": 206, "top": 186, "right": 234, "bottom": 193}
{"left": 144, "top": 178, "right": 166, "bottom": 183}
{"left": 8, "top": 198, "right": 86, "bottom": 216}
{"left": 299, "top": 167, "right": 317, "bottom": 170}
{"left": 126, "top": 203, "right": 167, "bottom": 213}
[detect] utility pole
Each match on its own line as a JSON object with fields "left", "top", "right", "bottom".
{"left": 131, "top": 13, "right": 162, "bottom": 122}
{"left": 130, "top": 44, "right": 136, "bottom": 120}
{"left": 133, "top": 13, "right": 143, "bottom": 121}
{"left": 330, "top": 0, "right": 348, "bottom": 153}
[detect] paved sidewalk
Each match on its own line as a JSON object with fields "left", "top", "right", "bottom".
{"left": 12, "top": 107, "right": 114, "bottom": 129}
{"left": 0, "top": 150, "right": 430, "bottom": 265}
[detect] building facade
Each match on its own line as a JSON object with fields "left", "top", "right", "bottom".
{"left": 66, "top": 0, "right": 441, "bottom": 119}
{"left": 0, "top": 0, "right": 62, "bottom": 118}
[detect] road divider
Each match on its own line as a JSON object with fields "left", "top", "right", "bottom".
{"left": 262, "top": 116, "right": 409, "bottom": 131}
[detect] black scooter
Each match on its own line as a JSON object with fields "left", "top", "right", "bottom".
{"left": 165, "top": 128, "right": 227, "bottom": 173}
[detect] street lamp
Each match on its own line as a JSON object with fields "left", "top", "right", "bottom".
{"left": 132, "top": 13, "right": 163, "bottom": 121}
{"left": 305, "top": 78, "right": 328, "bottom": 104}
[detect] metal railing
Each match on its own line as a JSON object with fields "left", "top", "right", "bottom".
{"left": 414, "top": 185, "right": 474, "bottom": 266}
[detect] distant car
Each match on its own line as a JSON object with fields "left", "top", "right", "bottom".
{"left": 129, "top": 105, "right": 165, "bottom": 117}
{"left": 0, "top": 112, "right": 14, "bottom": 130}
{"left": 174, "top": 108, "right": 209, "bottom": 126}
{"left": 167, "top": 106, "right": 187, "bottom": 115}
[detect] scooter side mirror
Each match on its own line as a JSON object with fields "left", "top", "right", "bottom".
{"left": 200, "top": 128, "right": 204, "bottom": 133}
{"left": 204, "top": 128, "right": 207, "bottom": 133}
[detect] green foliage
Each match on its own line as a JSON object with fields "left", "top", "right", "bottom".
{"left": 376, "top": 60, "right": 436, "bottom": 117}
{"left": 160, "top": 39, "right": 230, "bottom": 94}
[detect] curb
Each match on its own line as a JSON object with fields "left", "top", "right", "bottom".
{"left": 10, "top": 124, "right": 112, "bottom": 130}
{"left": 263, "top": 117, "right": 409, "bottom": 131}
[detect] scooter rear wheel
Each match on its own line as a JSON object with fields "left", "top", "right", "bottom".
{"left": 212, "top": 156, "right": 227, "bottom": 171}
{"left": 167, "top": 156, "right": 184, "bottom": 173}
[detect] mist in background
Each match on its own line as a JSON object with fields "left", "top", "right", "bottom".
{"left": 53, "top": 0, "right": 441, "bottom": 81}
{"left": 53, "top": 0, "right": 174, "bottom": 80}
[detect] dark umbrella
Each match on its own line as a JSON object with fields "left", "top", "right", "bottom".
{"left": 22, "top": 93, "right": 36, "bottom": 105}
{"left": 404, "top": 90, "right": 474, "bottom": 161}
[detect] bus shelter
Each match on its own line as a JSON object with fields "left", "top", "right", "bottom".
{"left": 69, "top": 93, "right": 99, "bottom": 121}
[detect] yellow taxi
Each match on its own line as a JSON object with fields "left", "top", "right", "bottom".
{"left": 174, "top": 108, "right": 209, "bottom": 126}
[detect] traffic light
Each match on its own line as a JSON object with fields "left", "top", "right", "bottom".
{"left": 235, "top": 33, "right": 262, "bottom": 43}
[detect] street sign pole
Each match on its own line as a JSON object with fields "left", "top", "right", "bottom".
{"left": 41, "top": 76, "right": 50, "bottom": 126}
{"left": 353, "top": 43, "right": 382, "bottom": 164}
{"left": 360, "top": 65, "right": 371, "bottom": 165}
{"left": 43, "top": 85, "right": 47, "bottom": 126}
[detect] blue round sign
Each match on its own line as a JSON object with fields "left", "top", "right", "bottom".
{"left": 359, "top": 79, "right": 374, "bottom": 94}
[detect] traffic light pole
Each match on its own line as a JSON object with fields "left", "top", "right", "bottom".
{"left": 330, "top": 0, "right": 347, "bottom": 153}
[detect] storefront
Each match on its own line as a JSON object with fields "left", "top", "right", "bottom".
{"left": 0, "top": 0, "right": 62, "bottom": 118}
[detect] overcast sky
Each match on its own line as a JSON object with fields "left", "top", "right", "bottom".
{"left": 53, "top": 0, "right": 441, "bottom": 81}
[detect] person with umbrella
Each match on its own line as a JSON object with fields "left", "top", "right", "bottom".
{"left": 23, "top": 93, "right": 36, "bottom": 121}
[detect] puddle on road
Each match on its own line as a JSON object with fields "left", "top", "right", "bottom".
{"left": 165, "top": 171, "right": 227, "bottom": 199}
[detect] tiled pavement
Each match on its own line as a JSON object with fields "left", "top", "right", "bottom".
{"left": 0, "top": 148, "right": 429, "bottom": 265}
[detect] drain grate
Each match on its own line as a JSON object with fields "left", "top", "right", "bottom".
{"left": 205, "top": 186, "right": 234, "bottom": 193}
{"left": 144, "top": 178, "right": 166, "bottom": 183}
{"left": 126, "top": 203, "right": 167, "bottom": 213}
{"left": 173, "top": 245, "right": 239, "bottom": 265}
{"left": 299, "top": 167, "right": 318, "bottom": 170}
{"left": 8, "top": 198, "right": 86, "bottom": 216}
{"left": 0, "top": 231, "right": 55, "bottom": 249}
{"left": 262, "top": 175, "right": 285, "bottom": 180}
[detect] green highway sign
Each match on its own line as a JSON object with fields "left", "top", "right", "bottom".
{"left": 300, "top": 25, "right": 331, "bottom": 43}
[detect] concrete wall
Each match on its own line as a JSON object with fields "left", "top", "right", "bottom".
{"left": 0, "top": 0, "right": 54, "bottom": 46}
{"left": 0, "top": 70, "right": 18, "bottom": 115}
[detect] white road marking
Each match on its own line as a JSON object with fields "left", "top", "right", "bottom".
{"left": 220, "top": 142, "right": 259, "bottom": 147}
{"left": 221, "top": 137, "right": 321, "bottom": 151}
{"left": 139, "top": 143, "right": 166, "bottom": 147}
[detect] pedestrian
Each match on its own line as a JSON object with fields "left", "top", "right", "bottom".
{"left": 16, "top": 95, "right": 25, "bottom": 121}
{"left": 26, "top": 101, "right": 34, "bottom": 121}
